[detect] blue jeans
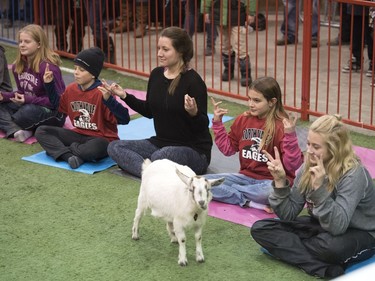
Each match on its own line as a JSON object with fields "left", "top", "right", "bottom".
{"left": 281, "top": 0, "right": 318, "bottom": 41}
{"left": 206, "top": 22, "right": 218, "bottom": 48}
{"left": 203, "top": 173, "right": 273, "bottom": 206}
{"left": 107, "top": 139, "right": 209, "bottom": 178}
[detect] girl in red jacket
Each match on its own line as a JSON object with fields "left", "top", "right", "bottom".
{"left": 205, "top": 76, "right": 303, "bottom": 213}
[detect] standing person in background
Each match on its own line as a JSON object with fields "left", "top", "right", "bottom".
{"left": 4, "top": 0, "right": 33, "bottom": 28}
{"left": 202, "top": 0, "right": 256, "bottom": 87}
{"left": 202, "top": 3, "right": 218, "bottom": 56}
{"left": 111, "top": 0, "right": 133, "bottom": 33}
{"left": 134, "top": 0, "right": 149, "bottom": 38}
{"left": 184, "top": 0, "right": 201, "bottom": 38}
{"left": 0, "top": 24, "right": 65, "bottom": 143}
{"left": 327, "top": 2, "right": 350, "bottom": 46}
{"left": 204, "top": 77, "right": 303, "bottom": 213}
{"left": 183, "top": 0, "right": 219, "bottom": 56}
{"left": 35, "top": 47, "right": 130, "bottom": 169}
{"left": 276, "top": 0, "right": 319, "bottom": 47}
{"left": 53, "top": 0, "right": 87, "bottom": 54}
{"left": 83, "top": 0, "right": 116, "bottom": 63}
{"left": 107, "top": 26, "right": 212, "bottom": 178}
{"left": 0, "top": 45, "right": 13, "bottom": 93}
{"left": 251, "top": 114, "right": 375, "bottom": 279}
{"left": 341, "top": 2, "right": 373, "bottom": 78}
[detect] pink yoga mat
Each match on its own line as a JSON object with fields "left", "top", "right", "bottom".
{"left": 208, "top": 201, "right": 277, "bottom": 227}
{"left": 119, "top": 89, "right": 146, "bottom": 115}
{"left": 353, "top": 146, "right": 375, "bottom": 178}
{"left": 0, "top": 131, "right": 37, "bottom": 144}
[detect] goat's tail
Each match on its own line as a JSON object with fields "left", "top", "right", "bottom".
{"left": 142, "top": 158, "right": 152, "bottom": 173}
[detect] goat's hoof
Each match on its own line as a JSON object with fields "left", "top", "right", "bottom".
{"left": 178, "top": 260, "right": 188, "bottom": 266}
{"left": 132, "top": 235, "right": 139, "bottom": 240}
{"left": 196, "top": 253, "right": 205, "bottom": 263}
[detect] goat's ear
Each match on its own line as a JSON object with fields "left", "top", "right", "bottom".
{"left": 208, "top": 177, "right": 225, "bottom": 188}
{"left": 175, "top": 167, "right": 192, "bottom": 186}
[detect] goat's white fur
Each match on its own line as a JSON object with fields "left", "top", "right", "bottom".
{"left": 131, "top": 159, "right": 224, "bottom": 266}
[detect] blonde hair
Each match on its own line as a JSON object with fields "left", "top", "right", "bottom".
{"left": 299, "top": 114, "right": 359, "bottom": 193}
{"left": 248, "top": 77, "right": 288, "bottom": 150}
{"left": 14, "top": 24, "right": 61, "bottom": 74}
{"left": 160, "top": 26, "right": 193, "bottom": 95}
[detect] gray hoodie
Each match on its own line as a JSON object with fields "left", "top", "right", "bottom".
{"left": 269, "top": 164, "right": 375, "bottom": 238}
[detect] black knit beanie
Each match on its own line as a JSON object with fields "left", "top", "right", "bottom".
{"left": 73, "top": 47, "right": 105, "bottom": 78}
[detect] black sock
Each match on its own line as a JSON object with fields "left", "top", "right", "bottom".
{"left": 60, "top": 152, "right": 74, "bottom": 162}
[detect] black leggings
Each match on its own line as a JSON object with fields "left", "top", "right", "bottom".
{"left": 251, "top": 216, "right": 375, "bottom": 278}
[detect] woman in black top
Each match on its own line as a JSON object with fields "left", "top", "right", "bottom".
{"left": 105, "top": 26, "right": 212, "bottom": 178}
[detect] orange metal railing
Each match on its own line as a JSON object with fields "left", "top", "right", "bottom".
{"left": 0, "top": 0, "right": 374, "bottom": 131}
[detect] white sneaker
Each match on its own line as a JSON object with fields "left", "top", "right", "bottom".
{"left": 14, "top": 130, "right": 33, "bottom": 142}
{"left": 366, "top": 64, "right": 373, "bottom": 77}
{"left": 342, "top": 56, "right": 361, "bottom": 73}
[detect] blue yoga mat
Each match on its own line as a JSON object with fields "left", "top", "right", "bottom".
{"left": 22, "top": 151, "right": 116, "bottom": 174}
{"left": 21, "top": 114, "right": 234, "bottom": 174}
{"left": 118, "top": 114, "right": 234, "bottom": 140}
{"left": 260, "top": 247, "right": 375, "bottom": 275}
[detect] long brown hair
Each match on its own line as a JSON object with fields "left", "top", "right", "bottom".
{"left": 248, "top": 77, "right": 288, "bottom": 150}
{"left": 14, "top": 24, "right": 61, "bottom": 74}
{"left": 160, "top": 26, "right": 193, "bottom": 95}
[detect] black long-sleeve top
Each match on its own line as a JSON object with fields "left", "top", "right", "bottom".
{"left": 123, "top": 67, "right": 212, "bottom": 164}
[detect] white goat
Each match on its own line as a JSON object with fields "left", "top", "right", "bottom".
{"left": 131, "top": 159, "right": 224, "bottom": 266}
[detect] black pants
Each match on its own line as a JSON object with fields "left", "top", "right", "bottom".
{"left": 35, "top": 125, "right": 109, "bottom": 163}
{"left": 0, "top": 103, "right": 64, "bottom": 138}
{"left": 251, "top": 216, "right": 375, "bottom": 278}
{"left": 352, "top": 14, "right": 373, "bottom": 66}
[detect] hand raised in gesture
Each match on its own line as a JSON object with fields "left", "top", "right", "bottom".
{"left": 283, "top": 112, "right": 298, "bottom": 134}
{"left": 43, "top": 63, "right": 54, "bottom": 83}
{"left": 210, "top": 96, "right": 228, "bottom": 122}
{"left": 263, "top": 146, "right": 287, "bottom": 188}
{"left": 309, "top": 153, "right": 327, "bottom": 190}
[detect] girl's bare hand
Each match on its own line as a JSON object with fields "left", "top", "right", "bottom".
{"left": 263, "top": 147, "right": 287, "bottom": 187}
{"left": 309, "top": 153, "right": 327, "bottom": 190}
{"left": 43, "top": 63, "right": 54, "bottom": 83}
{"left": 210, "top": 96, "right": 228, "bottom": 122}
{"left": 10, "top": 92, "right": 25, "bottom": 105}
{"left": 283, "top": 112, "right": 298, "bottom": 133}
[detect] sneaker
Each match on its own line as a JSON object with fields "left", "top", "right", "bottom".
{"left": 68, "top": 155, "right": 84, "bottom": 169}
{"left": 13, "top": 130, "right": 33, "bottom": 142}
{"left": 342, "top": 57, "right": 361, "bottom": 73}
{"left": 204, "top": 47, "right": 215, "bottom": 56}
{"left": 276, "top": 37, "right": 295, "bottom": 46}
{"left": 311, "top": 38, "right": 319, "bottom": 48}
{"left": 327, "top": 36, "right": 350, "bottom": 46}
{"left": 366, "top": 63, "right": 373, "bottom": 77}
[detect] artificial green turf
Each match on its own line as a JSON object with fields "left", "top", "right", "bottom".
{"left": 1, "top": 44, "right": 373, "bottom": 281}
{"left": 0, "top": 140, "right": 316, "bottom": 281}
